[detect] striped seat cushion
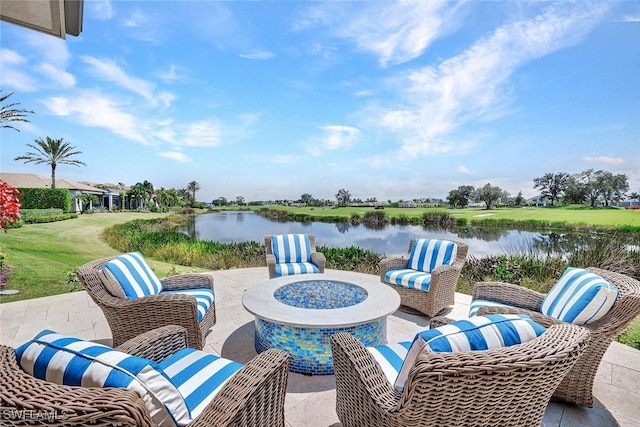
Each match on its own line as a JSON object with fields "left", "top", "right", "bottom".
{"left": 161, "top": 288, "right": 215, "bottom": 322}
{"left": 15, "top": 330, "right": 188, "bottom": 427}
{"left": 384, "top": 269, "right": 432, "bottom": 291}
{"left": 274, "top": 262, "right": 320, "bottom": 277}
{"left": 541, "top": 267, "right": 618, "bottom": 325}
{"left": 100, "top": 252, "right": 163, "bottom": 299}
{"left": 366, "top": 341, "right": 411, "bottom": 384}
{"left": 407, "top": 239, "right": 458, "bottom": 273}
{"left": 393, "top": 314, "right": 546, "bottom": 391}
{"left": 271, "top": 234, "right": 313, "bottom": 263}
{"left": 469, "top": 298, "right": 514, "bottom": 317}
{"left": 160, "top": 348, "right": 243, "bottom": 422}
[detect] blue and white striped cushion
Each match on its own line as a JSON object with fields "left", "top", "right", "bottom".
{"left": 271, "top": 234, "right": 312, "bottom": 263}
{"left": 469, "top": 298, "right": 514, "bottom": 317}
{"left": 541, "top": 267, "right": 618, "bottom": 325}
{"left": 101, "top": 252, "right": 163, "bottom": 299}
{"left": 274, "top": 262, "right": 320, "bottom": 277}
{"left": 407, "top": 239, "right": 457, "bottom": 273}
{"left": 393, "top": 314, "right": 546, "bottom": 391}
{"left": 161, "top": 288, "right": 215, "bottom": 322}
{"left": 15, "top": 330, "right": 188, "bottom": 427}
{"left": 366, "top": 341, "right": 411, "bottom": 384}
{"left": 384, "top": 269, "right": 432, "bottom": 291}
{"left": 160, "top": 348, "right": 243, "bottom": 422}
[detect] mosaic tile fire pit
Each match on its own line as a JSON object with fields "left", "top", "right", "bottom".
{"left": 242, "top": 272, "right": 401, "bottom": 375}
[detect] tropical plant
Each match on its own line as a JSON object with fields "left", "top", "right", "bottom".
{"left": 0, "top": 180, "right": 21, "bottom": 231}
{"left": 14, "top": 137, "right": 86, "bottom": 188}
{"left": 186, "top": 181, "right": 201, "bottom": 206}
{"left": 0, "top": 90, "right": 33, "bottom": 132}
{"left": 335, "top": 188, "right": 351, "bottom": 207}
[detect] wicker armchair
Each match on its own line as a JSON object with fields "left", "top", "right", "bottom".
{"left": 77, "top": 255, "right": 216, "bottom": 350}
{"left": 469, "top": 267, "right": 640, "bottom": 407}
{"left": 1, "top": 325, "right": 289, "bottom": 427}
{"left": 330, "top": 324, "right": 590, "bottom": 427}
{"left": 379, "top": 238, "right": 468, "bottom": 317}
{"left": 265, "top": 234, "right": 326, "bottom": 279}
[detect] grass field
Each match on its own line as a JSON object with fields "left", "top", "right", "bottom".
{"left": 0, "top": 212, "right": 206, "bottom": 302}
{"left": 252, "top": 205, "right": 640, "bottom": 226}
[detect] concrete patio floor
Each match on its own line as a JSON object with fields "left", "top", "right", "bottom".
{"left": 1, "top": 267, "right": 638, "bottom": 426}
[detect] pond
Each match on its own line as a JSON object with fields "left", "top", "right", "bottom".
{"left": 180, "top": 211, "right": 611, "bottom": 258}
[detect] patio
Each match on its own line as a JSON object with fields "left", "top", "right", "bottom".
{"left": 1, "top": 267, "right": 638, "bottom": 426}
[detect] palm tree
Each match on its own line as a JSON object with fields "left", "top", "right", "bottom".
{"left": 0, "top": 90, "right": 34, "bottom": 132}
{"left": 187, "top": 181, "right": 201, "bottom": 206}
{"left": 14, "top": 137, "right": 86, "bottom": 188}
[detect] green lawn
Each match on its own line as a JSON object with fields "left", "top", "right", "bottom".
{"left": 252, "top": 205, "right": 640, "bottom": 226}
{"left": 0, "top": 212, "right": 206, "bottom": 303}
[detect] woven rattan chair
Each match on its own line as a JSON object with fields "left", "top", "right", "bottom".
{"left": 77, "top": 256, "right": 216, "bottom": 350}
{"left": 379, "top": 238, "right": 468, "bottom": 317}
{"left": 330, "top": 324, "right": 590, "bottom": 427}
{"left": 265, "top": 234, "right": 326, "bottom": 279}
{"left": 1, "top": 325, "right": 289, "bottom": 427}
{"left": 468, "top": 267, "right": 640, "bottom": 407}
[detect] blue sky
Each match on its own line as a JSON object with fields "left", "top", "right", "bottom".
{"left": 1, "top": 1, "right": 639, "bottom": 203}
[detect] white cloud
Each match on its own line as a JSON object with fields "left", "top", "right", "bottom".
{"left": 302, "top": 1, "right": 464, "bottom": 66}
{"left": 43, "top": 92, "right": 149, "bottom": 144}
{"left": 159, "top": 151, "right": 190, "bottom": 163}
{"left": 458, "top": 165, "right": 472, "bottom": 175}
{"left": 81, "top": 56, "right": 175, "bottom": 108}
{"left": 0, "top": 49, "right": 36, "bottom": 91}
{"left": 376, "top": 2, "right": 610, "bottom": 158}
{"left": 239, "top": 51, "right": 275, "bottom": 60}
{"left": 320, "top": 125, "right": 361, "bottom": 149}
{"left": 582, "top": 156, "right": 625, "bottom": 165}
{"left": 182, "top": 121, "right": 222, "bottom": 147}
{"left": 90, "top": 0, "right": 114, "bottom": 20}
{"left": 35, "top": 63, "right": 75, "bottom": 88}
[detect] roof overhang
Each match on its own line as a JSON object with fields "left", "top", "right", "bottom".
{"left": 0, "top": 0, "right": 83, "bottom": 39}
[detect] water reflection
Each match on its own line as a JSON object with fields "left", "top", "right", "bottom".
{"left": 180, "top": 211, "right": 627, "bottom": 258}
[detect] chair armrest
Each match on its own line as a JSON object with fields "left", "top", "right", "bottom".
{"left": 379, "top": 257, "right": 409, "bottom": 281}
{"left": 191, "top": 349, "right": 290, "bottom": 426}
{"left": 266, "top": 254, "right": 276, "bottom": 279}
{"left": 311, "top": 252, "right": 326, "bottom": 271}
{"left": 330, "top": 332, "right": 400, "bottom": 414}
{"left": 161, "top": 273, "right": 214, "bottom": 291}
{"left": 116, "top": 325, "right": 188, "bottom": 363}
{"left": 472, "top": 281, "right": 545, "bottom": 312}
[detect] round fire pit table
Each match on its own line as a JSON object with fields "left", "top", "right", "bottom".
{"left": 242, "top": 271, "right": 401, "bottom": 375}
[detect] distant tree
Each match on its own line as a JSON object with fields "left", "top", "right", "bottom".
{"left": 187, "top": 181, "right": 201, "bottom": 206}
{"left": 14, "top": 137, "right": 86, "bottom": 188}
{"left": 630, "top": 192, "right": 640, "bottom": 203}
{"left": 300, "top": 193, "right": 313, "bottom": 205}
{"left": 127, "top": 183, "right": 146, "bottom": 209}
{"left": 335, "top": 188, "right": 351, "bottom": 207}
{"left": 513, "top": 191, "right": 525, "bottom": 207}
{"left": 142, "top": 180, "right": 155, "bottom": 206}
{"left": 0, "top": 90, "right": 33, "bottom": 132}
{"left": 235, "top": 195, "right": 245, "bottom": 206}
{"left": 446, "top": 185, "right": 475, "bottom": 208}
{"left": 533, "top": 172, "right": 569, "bottom": 206}
{"left": 212, "top": 196, "right": 228, "bottom": 206}
{"left": 473, "top": 183, "right": 507, "bottom": 210}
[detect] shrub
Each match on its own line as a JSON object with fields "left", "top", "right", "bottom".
{"left": 19, "top": 188, "right": 72, "bottom": 212}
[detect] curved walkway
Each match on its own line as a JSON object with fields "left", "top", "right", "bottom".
{"left": 1, "top": 267, "right": 638, "bottom": 426}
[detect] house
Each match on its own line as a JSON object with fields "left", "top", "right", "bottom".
{"left": 0, "top": 173, "right": 104, "bottom": 213}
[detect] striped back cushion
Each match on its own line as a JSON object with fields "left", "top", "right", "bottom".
{"left": 101, "top": 252, "right": 163, "bottom": 299}
{"left": 541, "top": 267, "right": 618, "bottom": 325}
{"left": 160, "top": 348, "right": 243, "bottom": 422}
{"left": 394, "top": 314, "right": 546, "bottom": 391}
{"left": 407, "top": 239, "right": 458, "bottom": 273}
{"left": 271, "top": 234, "right": 313, "bottom": 263}
{"left": 15, "top": 330, "right": 188, "bottom": 427}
